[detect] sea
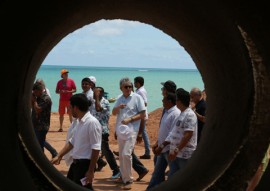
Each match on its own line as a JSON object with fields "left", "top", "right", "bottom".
{"left": 36, "top": 65, "right": 205, "bottom": 113}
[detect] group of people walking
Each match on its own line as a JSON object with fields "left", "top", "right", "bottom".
{"left": 31, "top": 68, "right": 207, "bottom": 190}
{"left": 146, "top": 80, "right": 206, "bottom": 190}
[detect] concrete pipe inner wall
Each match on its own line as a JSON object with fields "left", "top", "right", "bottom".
{"left": 1, "top": 1, "right": 270, "bottom": 190}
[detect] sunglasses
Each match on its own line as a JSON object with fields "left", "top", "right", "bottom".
{"left": 124, "top": 85, "right": 133, "bottom": 89}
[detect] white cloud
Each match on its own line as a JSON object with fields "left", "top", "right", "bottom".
{"left": 43, "top": 19, "right": 197, "bottom": 69}
{"left": 74, "top": 19, "right": 141, "bottom": 37}
{"left": 91, "top": 27, "right": 122, "bottom": 36}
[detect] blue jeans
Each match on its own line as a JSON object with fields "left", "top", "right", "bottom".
{"left": 142, "top": 122, "right": 151, "bottom": 156}
{"left": 34, "top": 128, "right": 48, "bottom": 152}
{"left": 168, "top": 157, "right": 188, "bottom": 178}
{"left": 146, "top": 151, "right": 169, "bottom": 190}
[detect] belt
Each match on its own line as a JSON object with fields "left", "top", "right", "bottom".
{"left": 73, "top": 159, "right": 90, "bottom": 164}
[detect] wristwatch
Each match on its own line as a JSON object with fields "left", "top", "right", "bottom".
{"left": 159, "top": 144, "right": 165, "bottom": 149}
{"left": 174, "top": 147, "right": 179, "bottom": 153}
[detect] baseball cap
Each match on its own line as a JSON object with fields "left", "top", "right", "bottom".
{"left": 88, "top": 76, "right": 96, "bottom": 84}
{"left": 161, "top": 80, "right": 177, "bottom": 93}
{"left": 61, "top": 69, "right": 69, "bottom": 75}
{"left": 116, "top": 125, "right": 131, "bottom": 140}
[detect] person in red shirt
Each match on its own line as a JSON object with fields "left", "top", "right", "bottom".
{"left": 55, "top": 69, "right": 77, "bottom": 132}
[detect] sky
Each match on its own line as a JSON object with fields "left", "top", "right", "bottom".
{"left": 42, "top": 19, "right": 197, "bottom": 69}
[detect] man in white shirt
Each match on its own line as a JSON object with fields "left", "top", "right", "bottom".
{"left": 51, "top": 93, "right": 102, "bottom": 190}
{"left": 134, "top": 76, "right": 151, "bottom": 159}
{"left": 112, "top": 77, "right": 146, "bottom": 190}
{"left": 166, "top": 88, "right": 197, "bottom": 177}
{"left": 146, "top": 92, "right": 180, "bottom": 190}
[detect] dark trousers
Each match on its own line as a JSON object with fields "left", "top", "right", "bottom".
{"left": 67, "top": 159, "right": 94, "bottom": 190}
{"left": 101, "top": 134, "right": 119, "bottom": 173}
{"left": 132, "top": 152, "right": 148, "bottom": 175}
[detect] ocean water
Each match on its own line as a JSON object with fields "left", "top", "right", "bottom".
{"left": 36, "top": 65, "right": 204, "bottom": 113}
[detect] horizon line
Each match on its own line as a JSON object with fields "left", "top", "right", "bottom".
{"left": 41, "top": 64, "right": 198, "bottom": 71}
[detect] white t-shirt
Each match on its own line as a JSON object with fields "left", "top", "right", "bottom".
{"left": 166, "top": 107, "right": 197, "bottom": 159}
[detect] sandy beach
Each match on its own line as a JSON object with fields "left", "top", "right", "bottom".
{"left": 45, "top": 108, "right": 163, "bottom": 191}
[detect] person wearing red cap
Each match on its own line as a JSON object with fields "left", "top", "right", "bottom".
{"left": 55, "top": 69, "right": 77, "bottom": 132}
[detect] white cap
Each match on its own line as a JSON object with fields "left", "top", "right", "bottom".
{"left": 88, "top": 76, "right": 96, "bottom": 84}
{"left": 116, "top": 125, "right": 131, "bottom": 140}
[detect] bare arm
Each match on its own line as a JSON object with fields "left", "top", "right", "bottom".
{"left": 176, "top": 131, "right": 193, "bottom": 151}
{"left": 70, "top": 88, "right": 76, "bottom": 93}
{"left": 121, "top": 110, "right": 145, "bottom": 126}
{"left": 56, "top": 89, "right": 76, "bottom": 94}
{"left": 112, "top": 104, "right": 126, "bottom": 115}
{"left": 168, "top": 131, "right": 193, "bottom": 160}
{"left": 55, "top": 84, "right": 60, "bottom": 94}
{"left": 155, "top": 140, "right": 170, "bottom": 155}
{"left": 194, "top": 111, "right": 206, "bottom": 123}
{"left": 51, "top": 142, "right": 73, "bottom": 165}
{"left": 94, "top": 89, "right": 102, "bottom": 112}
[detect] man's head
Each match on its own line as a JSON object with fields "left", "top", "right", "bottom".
{"left": 69, "top": 93, "right": 91, "bottom": 118}
{"left": 61, "top": 69, "right": 69, "bottom": 78}
{"left": 134, "top": 76, "right": 144, "bottom": 89}
{"left": 162, "top": 92, "right": 176, "bottom": 109}
{"left": 176, "top": 88, "right": 190, "bottom": 110}
{"left": 94, "top": 86, "right": 105, "bottom": 100}
{"left": 119, "top": 77, "right": 133, "bottom": 97}
{"left": 81, "top": 77, "right": 91, "bottom": 93}
{"left": 190, "top": 87, "right": 202, "bottom": 104}
{"left": 95, "top": 87, "right": 104, "bottom": 95}
{"left": 32, "top": 82, "right": 44, "bottom": 97}
{"left": 35, "top": 78, "right": 46, "bottom": 89}
{"left": 161, "top": 80, "right": 177, "bottom": 97}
